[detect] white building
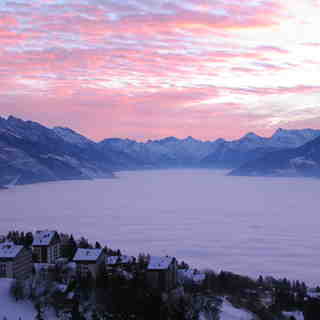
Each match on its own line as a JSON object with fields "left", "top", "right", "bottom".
{"left": 146, "top": 256, "right": 178, "bottom": 291}
{"left": 73, "top": 248, "right": 105, "bottom": 279}
{"left": 0, "top": 242, "right": 32, "bottom": 279}
{"left": 32, "top": 230, "right": 61, "bottom": 264}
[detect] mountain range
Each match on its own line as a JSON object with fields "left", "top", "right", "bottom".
{"left": 99, "top": 129, "right": 320, "bottom": 168}
{"left": 229, "top": 135, "right": 320, "bottom": 177}
{"left": 0, "top": 115, "right": 320, "bottom": 187}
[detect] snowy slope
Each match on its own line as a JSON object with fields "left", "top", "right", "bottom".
{"left": 53, "top": 127, "right": 94, "bottom": 147}
{"left": 270, "top": 128, "right": 320, "bottom": 148}
{"left": 283, "top": 311, "right": 304, "bottom": 320}
{"left": 230, "top": 136, "right": 320, "bottom": 177}
{"left": 0, "top": 278, "right": 36, "bottom": 319}
{"left": 0, "top": 116, "right": 114, "bottom": 186}
{"left": 219, "top": 298, "right": 255, "bottom": 320}
{"left": 0, "top": 279, "right": 58, "bottom": 319}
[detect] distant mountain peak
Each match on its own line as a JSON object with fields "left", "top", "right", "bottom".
{"left": 7, "top": 115, "right": 21, "bottom": 122}
{"left": 158, "top": 136, "right": 179, "bottom": 143}
{"left": 214, "top": 138, "right": 226, "bottom": 144}
{"left": 184, "top": 136, "right": 196, "bottom": 141}
{"left": 241, "top": 132, "right": 261, "bottom": 140}
{"left": 272, "top": 127, "right": 320, "bottom": 136}
{"left": 230, "top": 132, "right": 320, "bottom": 178}
{"left": 53, "top": 126, "right": 94, "bottom": 146}
{"left": 272, "top": 128, "right": 291, "bottom": 136}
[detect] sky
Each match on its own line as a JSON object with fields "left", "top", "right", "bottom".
{"left": 0, "top": 0, "right": 319, "bottom": 141}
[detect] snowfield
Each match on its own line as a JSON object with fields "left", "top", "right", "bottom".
{"left": 0, "top": 279, "right": 58, "bottom": 319}
{"left": 283, "top": 311, "right": 304, "bottom": 320}
{"left": 219, "top": 298, "right": 254, "bottom": 320}
{"left": 1, "top": 169, "right": 320, "bottom": 285}
{"left": 0, "top": 278, "right": 36, "bottom": 319}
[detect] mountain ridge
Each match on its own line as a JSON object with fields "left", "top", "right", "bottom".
{"left": 100, "top": 127, "right": 320, "bottom": 169}
{"left": 0, "top": 116, "right": 114, "bottom": 187}
{"left": 1, "top": 115, "right": 320, "bottom": 186}
{"left": 229, "top": 135, "right": 320, "bottom": 177}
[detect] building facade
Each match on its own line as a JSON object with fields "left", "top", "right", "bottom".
{"left": 32, "top": 230, "right": 61, "bottom": 263}
{"left": 147, "top": 256, "right": 178, "bottom": 291}
{"left": 73, "top": 248, "right": 105, "bottom": 279}
{"left": 0, "top": 242, "right": 33, "bottom": 279}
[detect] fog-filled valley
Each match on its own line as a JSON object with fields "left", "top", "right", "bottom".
{"left": 1, "top": 169, "right": 319, "bottom": 285}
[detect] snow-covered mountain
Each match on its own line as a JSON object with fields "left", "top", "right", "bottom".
{"left": 1, "top": 115, "right": 320, "bottom": 186}
{"left": 53, "top": 127, "right": 94, "bottom": 147}
{"left": 101, "top": 129, "right": 320, "bottom": 169}
{"left": 268, "top": 128, "right": 320, "bottom": 148}
{"left": 99, "top": 136, "right": 217, "bottom": 167}
{"left": 0, "top": 116, "right": 114, "bottom": 186}
{"left": 53, "top": 127, "right": 139, "bottom": 170}
{"left": 230, "top": 135, "right": 320, "bottom": 177}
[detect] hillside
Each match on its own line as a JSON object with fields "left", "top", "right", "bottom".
{"left": 230, "top": 136, "right": 320, "bottom": 177}
{"left": 0, "top": 116, "right": 114, "bottom": 186}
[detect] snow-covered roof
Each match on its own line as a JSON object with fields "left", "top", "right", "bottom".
{"left": 148, "top": 256, "right": 175, "bottom": 270}
{"left": 106, "top": 255, "right": 134, "bottom": 265}
{"left": 178, "top": 269, "right": 206, "bottom": 283}
{"left": 32, "top": 230, "right": 57, "bottom": 246}
{"left": 73, "top": 248, "right": 103, "bottom": 262}
{"left": 0, "top": 242, "right": 23, "bottom": 259}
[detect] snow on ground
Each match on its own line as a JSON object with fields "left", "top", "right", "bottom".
{"left": 0, "top": 278, "right": 57, "bottom": 320}
{"left": 283, "top": 311, "right": 304, "bottom": 320}
{"left": 0, "top": 278, "right": 36, "bottom": 319}
{"left": 219, "top": 298, "right": 254, "bottom": 320}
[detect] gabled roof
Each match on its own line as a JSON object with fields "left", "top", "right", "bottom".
{"left": 73, "top": 248, "right": 103, "bottom": 262}
{"left": 106, "top": 255, "right": 134, "bottom": 265}
{"left": 0, "top": 242, "right": 23, "bottom": 259}
{"left": 32, "top": 230, "right": 58, "bottom": 246}
{"left": 148, "top": 256, "right": 175, "bottom": 270}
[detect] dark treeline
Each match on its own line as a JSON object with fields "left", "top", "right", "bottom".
{"left": 4, "top": 230, "right": 320, "bottom": 320}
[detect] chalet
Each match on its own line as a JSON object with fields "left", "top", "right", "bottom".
{"left": 73, "top": 248, "right": 105, "bottom": 279}
{"left": 32, "top": 230, "right": 61, "bottom": 263}
{"left": 146, "top": 256, "right": 178, "bottom": 291}
{"left": 0, "top": 242, "right": 32, "bottom": 279}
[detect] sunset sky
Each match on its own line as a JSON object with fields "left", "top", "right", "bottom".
{"left": 0, "top": 0, "right": 320, "bottom": 141}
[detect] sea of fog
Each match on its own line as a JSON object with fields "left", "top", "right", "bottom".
{"left": 1, "top": 169, "right": 320, "bottom": 285}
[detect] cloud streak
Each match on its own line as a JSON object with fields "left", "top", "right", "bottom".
{"left": 0, "top": 0, "right": 319, "bottom": 140}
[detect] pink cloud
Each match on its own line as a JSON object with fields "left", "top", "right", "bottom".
{"left": 303, "top": 42, "right": 320, "bottom": 47}
{"left": 0, "top": 0, "right": 318, "bottom": 141}
{"left": 10, "top": 0, "right": 282, "bottom": 47}
{"left": 255, "top": 45, "right": 289, "bottom": 54}
{"left": 228, "top": 85, "right": 320, "bottom": 96}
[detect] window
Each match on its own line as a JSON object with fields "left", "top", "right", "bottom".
{"left": 0, "top": 263, "right": 7, "bottom": 277}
